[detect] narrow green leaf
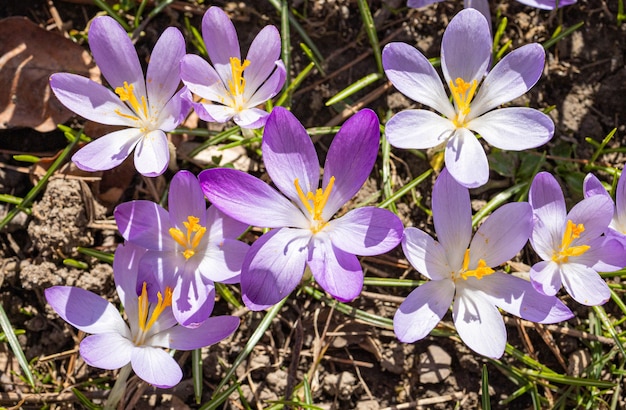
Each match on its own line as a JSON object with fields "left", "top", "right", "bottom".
{"left": 192, "top": 348, "right": 203, "bottom": 404}
{"left": 472, "top": 182, "right": 527, "bottom": 227}
{"left": 215, "top": 283, "right": 242, "bottom": 309}
{"left": 356, "top": 0, "right": 383, "bottom": 73}
{"left": 378, "top": 168, "right": 433, "bottom": 209}
{"left": 63, "top": 259, "right": 89, "bottom": 270}
{"left": 325, "top": 73, "right": 383, "bottom": 106}
{"left": 481, "top": 364, "right": 491, "bottom": 410}
{"left": 542, "top": 21, "right": 584, "bottom": 50}
{"left": 0, "top": 304, "right": 34, "bottom": 387}
{"left": 77, "top": 247, "right": 114, "bottom": 265}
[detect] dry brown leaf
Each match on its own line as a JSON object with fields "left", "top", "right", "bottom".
{"left": 0, "top": 16, "right": 100, "bottom": 132}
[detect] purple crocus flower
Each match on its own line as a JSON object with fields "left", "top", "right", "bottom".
{"left": 584, "top": 172, "right": 626, "bottom": 240}
{"left": 528, "top": 172, "right": 626, "bottom": 306}
{"left": 114, "top": 170, "right": 249, "bottom": 327}
{"left": 45, "top": 242, "right": 239, "bottom": 388}
{"left": 180, "top": 7, "right": 286, "bottom": 129}
{"left": 199, "top": 107, "right": 404, "bottom": 310}
{"left": 383, "top": 8, "right": 554, "bottom": 188}
{"left": 394, "top": 169, "right": 573, "bottom": 358}
{"left": 408, "top": 0, "right": 576, "bottom": 10}
{"left": 50, "top": 16, "right": 189, "bottom": 177}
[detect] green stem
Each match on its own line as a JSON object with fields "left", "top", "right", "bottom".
{"left": 104, "top": 363, "right": 132, "bottom": 410}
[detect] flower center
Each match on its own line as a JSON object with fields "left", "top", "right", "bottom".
{"left": 228, "top": 57, "right": 251, "bottom": 111}
{"left": 458, "top": 249, "right": 494, "bottom": 280}
{"left": 134, "top": 282, "right": 173, "bottom": 345}
{"left": 551, "top": 220, "right": 590, "bottom": 264}
{"left": 449, "top": 78, "right": 478, "bottom": 128}
{"left": 169, "top": 216, "right": 207, "bottom": 260}
{"left": 114, "top": 81, "right": 148, "bottom": 122}
{"left": 294, "top": 176, "right": 335, "bottom": 234}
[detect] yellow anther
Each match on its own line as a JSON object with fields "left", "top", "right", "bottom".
{"left": 115, "top": 81, "right": 148, "bottom": 118}
{"left": 228, "top": 57, "right": 251, "bottom": 98}
{"left": 449, "top": 78, "right": 478, "bottom": 127}
{"left": 459, "top": 249, "right": 495, "bottom": 280}
{"left": 137, "top": 282, "right": 173, "bottom": 333}
{"left": 294, "top": 176, "right": 336, "bottom": 233}
{"left": 169, "top": 216, "right": 207, "bottom": 260}
{"left": 551, "top": 220, "right": 590, "bottom": 264}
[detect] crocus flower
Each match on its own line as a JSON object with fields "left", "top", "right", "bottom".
{"left": 584, "top": 172, "right": 626, "bottom": 240}
{"left": 409, "top": 0, "right": 492, "bottom": 27}
{"left": 383, "top": 8, "right": 554, "bottom": 188}
{"left": 50, "top": 16, "right": 189, "bottom": 177}
{"left": 199, "top": 107, "right": 403, "bottom": 310}
{"left": 115, "top": 170, "right": 249, "bottom": 327}
{"left": 408, "top": 0, "right": 576, "bottom": 10}
{"left": 394, "top": 169, "right": 573, "bottom": 358}
{"left": 180, "top": 7, "right": 286, "bottom": 129}
{"left": 45, "top": 242, "right": 239, "bottom": 388}
{"left": 528, "top": 172, "right": 626, "bottom": 306}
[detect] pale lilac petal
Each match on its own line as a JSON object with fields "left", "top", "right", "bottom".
{"left": 382, "top": 43, "right": 455, "bottom": 118}
{"left": 323, "top": 109, "right": 380, "bottom": 216}
{"left": 199, "top": 104, "right": 237, "bottom": 123}
{"left": 529, "top": 260, "right": 562, "bottom": 296}
{"left": 262, "top": 107, "right": 319, "bottom": 205}
{"left": 49, "top": 74, "right": 134, "bottom": 126}
{"left": 394, "top": 280, "right": 455, "bottom": 342}
{"left": 146, "top": 27, "right": 185, "bottom": 109}
{"left": 157, "top": 85, "right": 190, "bottom": 131}
{"left": 583, "top": 173, "right": 610, "bottom": 199}
{"left": 327, "top": 207, "right": 402, "bottom": 256}
{"left": 197, "top": 239, "right": 248, "bottom": 284}
{"left": 561, "top": 263, "right": 610, "bottom": 306}
{"left": 441, "top": 9, "right": 491, "bottom": 87}
{"left": 131, "top": 347, "right": 182, "bottom": 388}
{"left": 432, "top": 167, "right": 472, "bottom": 269}
{"left": 243, "top": 26, "right": 282, "bottom": 95}
{"left": 577, "top": 236, "right": 626, "bottom": 273}
{"left": 469, "top": 202, "right": 532, "bottom": 267}
{"left": 244, "top": 61, "right": 286, "bottom": 108}
{"left": 72, "top": 129, "right": 141, "bottom": 172}
{"left": 241, "top": 228, "right": 311, "bottom": 310}
{"left": 205, "top": 205, "right": 249, "bottom": 242}
{"left": 112, "top": 242, "right": 146, "bottom": 321}
{"left": 407, "top": 0, "right": 443, "bottom": 7}
{"left": 529, "top": 172, "right": 567, "bottom": 245}
{"left": 150, "top": 315, "right": 239, "bottom": 350}
{"left": 80, "top": 333, "right": 132, "bottom": 370}
{"left": 171, "top": 267, "right": 215, "bottom": 327}
{"left": 566, "top": 195, "right": 613, "bottom": 241}
{"left": 515, "top": 0, "right": 577, "bottom": 10}
{"left": 45, "top": 287, "right": 129, "bottom": 336}
{"left": 479, "top": 272, "right": 573, "bottom": 323}
{"left": 465, "top": 0, "right": 492, "bottom": 30}
{"left": 470, "top": 44, "right": 545, "bottom": 116}
{"left": 233, "top": 108, "right": 269, "bottom": 129}
{"left": 385, "top": 109, "right": 455, "bottom": 150}
{"left": 168, "top": 171, "right": 206, "bottom": 228}
{"left": 468, "top": 108, "right": 554, "bottom": 150}
{"left": 614, "top": 171, "right": 626, "bottom": 231}
{"left": 115, "top": 201, "right": 173, "bottom": 250}
{"left": 133, "top": 129, "right": 169, "bottom": 177}
{"left": 203, "top": 7, "right": 240, "bottom": 85}
{"left": 444, "top": 128, "right": 489, "bottom": 188}
{"left": 453, "top": 287, "right": 506, "bottom": 358}
{"left": 89, "top": 16, "right": 144, "bottom": 94}
{"left": 402, "top": 227, "right": 451, "bottom": 281}
{"left": 199, "top": 168, "right": 308, "bottom": 228}
{"left": 307, "top": 237, "right": 363, "bottom": 302}
{"left": 137, "top": 252, "right": 181, "bottom": 299}
{"left": 180, "top": 54, "right": 231, "bottom": 103}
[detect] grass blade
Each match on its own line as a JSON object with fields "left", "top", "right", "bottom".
{"left": 0, "top": 304, "right": 34, "bottom": 387}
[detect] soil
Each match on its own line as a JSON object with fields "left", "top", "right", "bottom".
{"left": 1, "top": 0, "right": 625, "bottom": 409}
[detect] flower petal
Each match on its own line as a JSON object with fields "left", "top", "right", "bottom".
{"left": 470, "top": 44, "right": 545, "bottom": 116}
{"left": 131, "top": 346, "right": 182, "bottom": 388}
{"left": 469, "top": 202, "right": 532, "bottom": 267}
{"left": 197, "top": 238, "right": 249, "bottom": 284}
{"left": 262, "top": 107, "right": 319, "bottom": 205}
{"left": 172, "top": 271, "right": 216, "bottom": 327}
{"left": 529, "top": 260, "right": 562, "bottom": 296}
{"left": 80, "top": 333, "right": 132, "bottom": 370}
{"left": 469, "top": 107, "right": 554, "bottom": 150}
{"left": 243, "top": 25, "right": 282, "bottom": 96}
{"left": 566, "top": 194, "right": 613, "bottom": 241}
{"left": 385, "top": 109, "right": 455, "bottom": 150}
{"left": 112, "top": 242, "right": 146, "bottom": 322}
{"left": 515, "top": 0, "right": 577, "bottom": 10}
{"left": 407, "top": 0, "right": 443, "bottom": 7}
{"left": 168, "top": 171, "right": 207, "bottom": 228}
{"left": 307, "top": 237, "right": 363, "bottom": 302}
{"left": 382, "top": 42, "right": 455, "bottom": 118}
{"left": 241, "top": 228, "right": 310, "bottom": 310}
{"left": 453, "top": 286, "right": 506, "bottom": 358}
{"left": 561, "top": 263, "right": 610, "bottom": 306}
{"left": 479, "top": 272, "right": 573, "bottom": 323}
{"left": 394, "top": 279, "right": 455, "bottom": 343}
{"left": 529, "top": 172, "right": 567, "bottom": 250}
{"left": 206, "top": 205, "right": 249, "bottom": 241}
{"left": 115, "top": 201, "right": 173, "bottom": 250}
{"left": 441, "top": 9, "right": 491, "bottom": 87}
{"left": 150, "top": 315, "right": 239, "bottom": 350}
{"left": 89, "top": 16, "right": 145, "bottom": 95}
{"left": 402, "top": 227, "right": 451, "bottom": 281}
{"left": 432, "top": 168, "right": 472, "bottom": 269}
{"left": 146, "top": 27, "right": 185, "bottom": 109}
{"left": 444, "top": 128, "right": 489, "bottom": 188}
{"left": 583, "top": 173, "right": 610, "bottom": 199}
{"left": 72, "top": 128, "right": 142, "bottom": 172}
{"left": 133, "top": 129, "right": 169, "bottom": 177}
{"left": 245, "top": 61, "right": 286, "bottom": 108}
{"left": 202, "top": 7, "right": 241, "bottom": 86}
{"left": 199, "top": 168, "right": 308, "bottom": 228}
{"left": 180, "top": 54, "right": 231, "bottom": 103}
{"left": 233, "top": 107, "right": 270, "bottom": 129}
{"left": 323, "top": 109, "right": 380, "bottom": 216}
{"left": 45, "top": 286, "right": 129, "bottom": 336}
{"left": 327, "top": 207, "right": 402, "bottom": 256}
